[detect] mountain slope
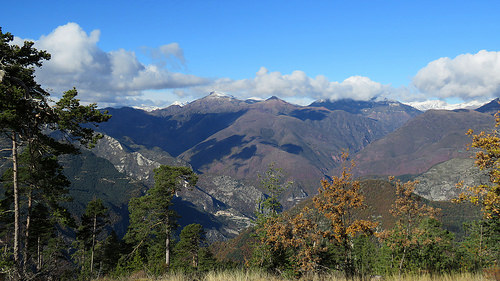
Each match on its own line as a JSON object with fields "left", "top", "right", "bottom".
{"left": 97, "top": 94, "right": 406, "bottom": 206}
{"left": 310, "top": 98, "right": 422, "bottom": 131}
{"left": 353, "top": 109, "right": 495, "bottom": 177}
{"left": 98, "top": 105, "right": 247, "bottom": 157}
{"left": 414, "top": 157, "right": 490, "bottom": 201}
{"left": 164, "top": 97, "right": 393, "bottom": 203}
{"left": 475, "top": 98, "right": 500, "bottom": 115}
{"left": 88, "top": 134, "right": 264, "bottom": 241}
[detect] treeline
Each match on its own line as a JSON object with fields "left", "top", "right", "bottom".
{"left": 243, "top": 159, "right": 499, "bottom": 279}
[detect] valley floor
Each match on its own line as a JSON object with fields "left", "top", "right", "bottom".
{"left": 95, "top": 270, "right": 494, "bottom": 281}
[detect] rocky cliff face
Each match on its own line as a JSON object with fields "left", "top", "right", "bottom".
{"left": 92, "top": 135, "right": 187, "bottom": 185}
{"left": 414, "top": 157, "right": 490, "bottom": 201}
{"left": 89, "top": 134, "right": 264, "bottom": 241}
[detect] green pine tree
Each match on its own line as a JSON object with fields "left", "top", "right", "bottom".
{"left": 74, "top": 198, "right": 109, "bottom": 279}
{"left": 124, "top": 165, "right": 197, "bottom": 272}
{"left": 0, "top": 26, "right": 110, "bottom": 280}
{"left": 172, "top": 224, "right": 204, "bottom": 271}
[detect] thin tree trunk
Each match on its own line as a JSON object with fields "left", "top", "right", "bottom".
{"left": 12, "top": 132, "right": 20, "bottom": 278}
{"left": 165, "top": 216, "right": 170, "bottom": 267}
{"left": 479, "top": 222, "right": 483, "bottom": 265}
{"left": 192, "top": 254, "right": 197, "bottom": 268}
{"left": 37, "top": 236, "right": 41, "bottom": 271}
{"left": 23, "top": 189, "right": 33, "bottom": 275}
{"left": 399, "top": 247, "right": 407, "bottom": 278}
{"left": 90, "top": 213, "right": 97, "bottom": 277}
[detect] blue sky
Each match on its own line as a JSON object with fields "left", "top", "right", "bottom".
{"left": 2, "top": 0, "right": 500, "bottom": 109}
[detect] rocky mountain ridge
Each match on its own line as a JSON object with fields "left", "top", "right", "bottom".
{"left": 89, "top": 134, "right": 264, "bottom": 241}
{"left": 50, "top": 95, "right": 500, "bottom": 241}
{"left": 97, "top": 94, "right": 424, "bottom": 207}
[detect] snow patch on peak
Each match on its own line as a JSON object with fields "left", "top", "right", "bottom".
{"left": 170, "top": 101, "right": 186, "bottom": 107}
{"left": 404, "top": 100, "right": 485, "bottom": 111}
{"left": 247, "top": 97, "right": 264, "bottom": 101}
{"left": 207, "top": 91, "right": 234, "bottom": 99}
{"left": 132, "top": 105, "right": 161, "bottom": 112}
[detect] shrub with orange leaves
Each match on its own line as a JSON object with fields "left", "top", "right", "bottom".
{"left": 259, "top": 207, "right": 325, "bottom": 274}
{"left": 454, "top": 110, "right": 500, "bottom": 269}
{"left": 313, "top": 152, "right": 378, "bottom": 278}
{"left": 455, "top": 112, "right": 500, "bottom": 221}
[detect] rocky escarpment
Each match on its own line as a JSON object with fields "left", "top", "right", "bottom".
{"left": 89, "top": 134, "right": 264, "bottom": 241}
{"left": 92, "top": 135, "right": 187, "bottom": 185}
{"left": 414, "top": 157, "right": 490, "bottom": 201}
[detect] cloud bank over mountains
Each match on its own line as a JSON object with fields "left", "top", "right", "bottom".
{"left": 16, "top": 23, "right": 500, "bottom": 109}
{"left": 189, "top": 68, "right": 394, "bottom": 106}
{"left": 413, "top": 50, "right": 500, "bottom": 101}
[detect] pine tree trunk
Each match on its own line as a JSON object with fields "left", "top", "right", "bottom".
{"left": 12, "top": 132, "right": 20, "bottom": 279}
{"left": 192, "top": 252, "right": 198, "bottom": 268}
{"left": 23, "top": 189, "right": 33, "bottom": 275}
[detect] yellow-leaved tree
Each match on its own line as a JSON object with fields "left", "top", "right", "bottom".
{"left": 454, "top": 111, "right": 500, "bottom": 268}
{"left": 313, "top": 152, "right": 378, "bottom": 278}
{"left": 457, "top": 112, "right": 500, "bottom": 220}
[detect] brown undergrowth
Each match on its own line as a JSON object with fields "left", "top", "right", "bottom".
{"left": 94, "top": 270, "right": 491, "bottom": 281}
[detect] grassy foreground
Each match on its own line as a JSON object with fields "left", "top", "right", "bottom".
{"left": 95, "top": 270, "right": 493, "bottom": 281}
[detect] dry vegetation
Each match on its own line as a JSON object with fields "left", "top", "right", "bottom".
{"left": 93, "top": 270, "right": 493, "bottom": 281}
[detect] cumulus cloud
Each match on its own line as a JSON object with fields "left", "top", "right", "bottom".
{"left": 142, "top": 42, "right": 186, "bottom": 70}
{"left": 19, "top": 22, "right": 499, "bottom": 109}
{"left": 413, "top": 50, "right": 500, "bottom": 101}
{"left": 192, "top": 67, "right": 393, "bottom": 103}
{"left": 20, "top": 22, "right": 208, "bottom": 106}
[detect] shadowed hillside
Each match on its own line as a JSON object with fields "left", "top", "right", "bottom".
{"left": 353, "top": 109, "right": 495, "bottom": 177}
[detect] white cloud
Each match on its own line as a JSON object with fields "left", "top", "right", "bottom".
{"left": 141, "top": 42, "right": 187, "bottom": 70}
{"left": 19, "top": 23, "right": 208, "bottom": 106}
{"left": 15, "top": 23, "right": 499, "bottom": 109}
{"left": 413, "top": 50, "right": 500, "bottom": 101}
{"left": 159, "top": 43, "right": 185, "bottom": 64}
{"left": 192, "top": 67, "right": 392, "bottom": 102}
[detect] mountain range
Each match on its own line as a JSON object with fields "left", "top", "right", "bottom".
{"left": 15, "top": 93, "right": 496, "bottom": 241}
{"left": 96, "top": 93, "right": 425, "bottom": 207}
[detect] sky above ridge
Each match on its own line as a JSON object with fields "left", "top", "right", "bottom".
{"left": 2, "top": 0, "right": 500, "bottom": 109}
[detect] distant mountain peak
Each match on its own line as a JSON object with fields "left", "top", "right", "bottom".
{"left": 171, "top": 101, "right": 186, "bottom": 107}
{"left": 206, "top": 91, "right": 235, "bottom": 99}
{"left": 475, "top": 98, "right": 500, "bottom": 115}
{"left": 266, "top": 96, "right": 281, "bottom": 101}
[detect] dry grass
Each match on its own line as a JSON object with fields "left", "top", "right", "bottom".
{"left": 94, "top": 270, "right": 491, "bottom": 281}
{"left": 384, "top": 272, "right": 490, "bottom": 281}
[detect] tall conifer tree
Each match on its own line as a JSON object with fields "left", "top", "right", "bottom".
{"left": 0, "top": 27, "right": 110, "bottom": 279}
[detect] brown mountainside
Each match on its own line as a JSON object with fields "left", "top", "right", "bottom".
{"left": 353, "top": 109, "right": 495, "bottom": 177}
{"left": 98, "top": 93, "right": 414, "bottom": 206}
